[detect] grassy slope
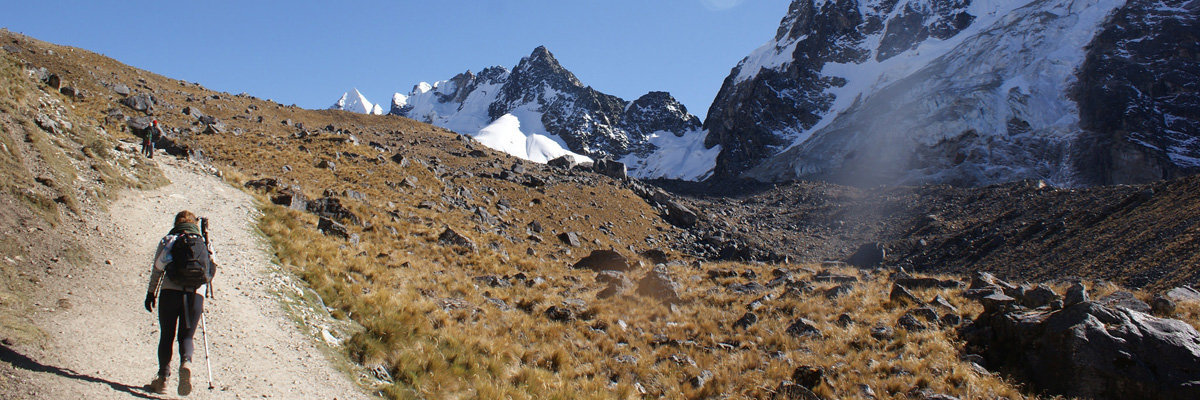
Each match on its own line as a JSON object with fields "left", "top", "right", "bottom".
{"left": 3, "top": 29, "right": 1196, "bottom": 400}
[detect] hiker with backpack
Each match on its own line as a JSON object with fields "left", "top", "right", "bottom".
{"left": 142, "top": 119, "right": 162, "bottom": 158}
{"left": 144, "top": 210, "right": 215, "bottom": 395}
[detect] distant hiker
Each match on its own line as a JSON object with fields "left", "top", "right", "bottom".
{"left": 142, "top": 119, "right": 162, "bottom": 158}
{"left": 144, "top": 210, "right": 215, "bottom": 395}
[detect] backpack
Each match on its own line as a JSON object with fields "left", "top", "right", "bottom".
{"left": 165, "top": 233, "right": 213, "bottom": 290}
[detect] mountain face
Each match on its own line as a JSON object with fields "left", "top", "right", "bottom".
{"left": 382, "top": 47, "right": 712, "bottom": 179}
{"left": 330, "top": 88, "right": 383, "bottom": 115}
{"left": 705, "top": 0, "right": 1200, "bottom": 186}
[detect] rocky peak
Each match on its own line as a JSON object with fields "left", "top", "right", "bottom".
{"left": 622, "top": 92, "right": 701, "bottom": 139}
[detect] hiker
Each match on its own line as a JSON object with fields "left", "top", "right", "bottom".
{"left": 142, "top": 119, "right": 162, "bottom": 158}
{"left": 144, "top": 210, "right": 215, "bottom": 395}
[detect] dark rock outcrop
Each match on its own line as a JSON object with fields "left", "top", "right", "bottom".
{"left": 572, "top": 250, "right": 631, "bottom": 272}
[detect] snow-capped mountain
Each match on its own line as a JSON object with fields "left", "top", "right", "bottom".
{"left": 330, "top": 88, "right": 383, "bottom": 115}
{"left": 705, "top": 0, "right": 1200, "bottom": 186}
{"left": 386, "top": 47, "right": 717, "bottom": 180}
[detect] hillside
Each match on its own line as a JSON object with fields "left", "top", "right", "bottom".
{"left": 1, "top": 29, "right": 1199, "bottom": 400}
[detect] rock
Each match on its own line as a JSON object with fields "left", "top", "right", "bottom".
{"left": 688, "top": 370, "right": 714, "bottom": 389}
{"left": 733, "top": 312, "right": 758, "bottom": 330}
{"left": 592, "top": 158, "right": 627, "bottom": 180}
{"left": 897, "top": 313, "right": 928, "bottom": 331}
{"left": 870, "top": 325, "right": 895, "bottom": 341}
{"left": 1020, "top": 284, "right": 1061, "bottom": 309}
{"left": 59, "top": 86, "right": 78, "bottom": 98}
{"left": 316, "top": 159, "right": 335, "bottom": 170}
{"left": 2, "top": 44, "right": 21, "bottom": 54}
{"left": 572, "top": 250, "right": 631, "bottom": 272}
{"left": 964, "top": 301, "right": 1200, "bottom": 399}
{"left": 940, "top": 313, "right": 962, "bottom": 326}
{"left": 34, "top": 114, "right": 58, "bottom": 133}
{"left": 823, "top": 283, "right": 854, "bottom": 299}
{"left": 813, "top": 270, "right": 858, "bottom": 284}
{"left": 789, "top": 365, "right": 825, "bottom": 391}
{"left": 548, "top": 154, "right": 588, "bottom": 169}
{"left": 895, "top": 277, "right": 962, "bottom": 289}
{"left": 557, "top": 232, "right": 581, "bottom": 247}
{"left": 244, "top": 178, "right": 280, "bottom": 191}
{"left": 594, "top": 270, "right": 627, "bottom": 285}
{"left": 664, "top": 200, "right": 698, "bottom": 227}
{"left": 317, "top": 217, "right": 350, "bottom": 239}
{"left": 112, "top": 83, "right": 131, "bottom": 96}
{"left": 270, "top": 187, "right": 307, "bottom": 211}
{"left": 727, "top": 282, "right": 767, "bottom": 295}
{"left": 437, "top": 227, "right": 475, "bottom": 251}
{"left": 1152, "top": 294, "right": 1177, "bottom": 317}
{"left": 980, "top": 293, "right": 1017, "bottom": 313}
{"left": 306, "top": 197, "right": 358, "bottom": 224}
{"left": 774, "top": 382, "right": 821, "bottom": 400}
{"left": 930, "top": 295, "right": 958, "bottom": 313}
{"left": 344, "top": 189, "right": 367, "bottom": 202}
{"left": 120, "top": 93, "right": 155, "bottom": 112}
{"left": 889, "top": 283, "right": 921, "bottom": 305}
{"left": 970, "top": 272, "right": 1017, "bottom": 292}
{"left": 639, "top": 249, "right": 669, "bottom": 265}
{"left": 45, "top": 73, "right": 61, "bottom": 89}
{"left": 707, "top": 269, "right": 739, "bottom": 279}
{"left": 472, "top": 275, "right": 511, "bottom": 288}
{"left": 1167, "top": 286, "right": 1200, "bottom": 303}
{"left": 596, "top": 272, "right": 633, "bottom": 299}
{"left": 1064, "top": 282, "right": 1088, "bottom": 306}
{"left": 544, "top": 306, "right": 575, "bottom": 322}
{"left": 785, "top": 318, "right": 821, "bottom": 338}
{"left": 836, "top": 313, "right": 854, "bottom": 326}
{"left": 907, "top": 307, "right": 940, "bottom": 323}
{"left": 636, "top": 266, "right": 682, "bottom": 304}
{"left": 846, "top": 242, "right": 885, "bottom": 267}
{"left": 1100, "top": 291, "right": 1152, "bottom": 313}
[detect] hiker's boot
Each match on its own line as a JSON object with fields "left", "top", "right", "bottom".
{"left": 178, "top": 361, "right": 193, "bottom": 396}
{"left": 147, "top": 371, "right": 168, "bottom": 394}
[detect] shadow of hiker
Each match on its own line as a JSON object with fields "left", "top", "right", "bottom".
{"left": 0, "top": 343, "right": 159, "bottom": 399}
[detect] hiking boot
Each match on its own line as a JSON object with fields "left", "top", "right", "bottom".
{"left": 146, "top": 372, "right": 168, "bottom": 394}
{"left": 178, "top": 361, "right": 192, "bottom": 396}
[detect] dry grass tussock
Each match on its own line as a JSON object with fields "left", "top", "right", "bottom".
{"left": 5, "top": 30, "right": 1199, "bottom": 399}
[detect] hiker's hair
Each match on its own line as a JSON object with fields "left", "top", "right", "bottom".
{"left": 174, "top": 210, "right": 198, "bottom": 226}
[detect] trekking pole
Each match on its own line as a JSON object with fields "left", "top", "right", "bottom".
{"left": 201, "top": 312, "right": 215, "bottom": 390}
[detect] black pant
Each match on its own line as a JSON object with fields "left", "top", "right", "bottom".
{"left": 142, "top": 138, "right": 154, "bottom": 157}
{"left": 157, "top": 289, "right": 203, "bottom": 373}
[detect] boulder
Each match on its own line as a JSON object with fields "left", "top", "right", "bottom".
{"left": 271, "top": 187, "right": 307, "bottom": 211}
{"left": 980, "top": 293, "right": 1017, "bottom": 313}
{"left": 896, "top": 277, "right": 963, "bottom": 290}
{"left": 785, "top": 318, "right": 821, "bottom": 338}
{"left": 1152, "top": 294, "right": 1177, "bottom": 317}
{"left": 897, "top": 313, "right": 928, "bottom": 331}
{"left": 963, "top": 301, "right": 1200, "bottom": 399}
{"left": 889, "top": 283, "right": 921, "bottom": 305}
{"left": 548, "top": 154, "right": 590, "bottom": 169}
{"left": 773, "top": 382, "right": 821, "bottom": 400}
{"left": 1019, "top": 284, "right": 1061, "bottom": 309}
{"left": 813, "top": 270, "right": 859, "bottom": 284}
{"left": 1100, "top": 291, "right": 1152, "bottom": 313}
{"left": 664, "top": 200, "right": 699, "bottom": 228}
{"left": 1064, "top": 282, "right": 1089, "bottom": 306}
{"left": 243, "top": 178, "right": 280, "bottom": 191}
{"left": 596, "top": 272, "right": 633, "bottom": 299}
{"left": 306, "top": 197, "right": 358, "bottom": 224}
{"left": 592, "top": 158, "right": 627, "bottom": 180}
{"left": 557, "top": 232, "right": 581, "bottom": 247}
{"left": 638, "top": 249, "right": 669, "bottom": 265}
{"left": 823, "top": 284, "right": 854, "bottom": 299}
{"left": 1167, "top": 286, "right": 1200, "bottom": 303}
{"left": 112, "top": 83, "right": 131, "bottom": 96}
{"left": 437, "top": 227, "right": 475, "bottom": 251}
{"left": 121, "top": 93, "right": 155, "bottom": 112}
{"left": 572, "top": 250, "right": 631, "bottom": 272}
{"left": 544, "top": 306, "right": 575, "bottom": 322}
{"left": 727, "top": 282, "right": 767, "bottom": 295}
{"left": 733, "top": 312, "right": 758, "bottom": 330}
{"left": 636, "top": 266, "right": 682, "bottom": 304}
{"left": 791, "top": 365, "right": 826, "bottom": 390}
{"left": 317, "top": 217, "right": 350, "bottom": 240}
{"left": 846, "top": 242, "right": 885, "bottom": 267}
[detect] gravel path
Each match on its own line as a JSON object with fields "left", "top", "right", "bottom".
{"left": 3, "top": 155, "right": 370, "bottom": 399}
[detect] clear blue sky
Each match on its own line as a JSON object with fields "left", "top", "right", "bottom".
{"left": 4, "top": 0, "right": 790, "bottom": 118}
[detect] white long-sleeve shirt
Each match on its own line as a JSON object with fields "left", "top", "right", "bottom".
{"left": 147, "top": 233, "right": 211, "bottom": 295}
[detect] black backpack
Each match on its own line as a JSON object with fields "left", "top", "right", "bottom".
{"left": 165, "top": 233, "right": 213, "bottom": 289}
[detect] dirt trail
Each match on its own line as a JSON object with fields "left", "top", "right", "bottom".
{"left": 4, "top": 155, "right": 371, "bottom": 399}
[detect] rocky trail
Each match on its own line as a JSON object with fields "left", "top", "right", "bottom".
{"left": 1, "top": 155, "right": 370, "bottom": 399}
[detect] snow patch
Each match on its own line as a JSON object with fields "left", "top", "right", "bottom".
{"left": 472, "top": 114, "right": 592, "bottom": 164}
{"left": 622, "top": 129, "right": 720, "bottom": 181}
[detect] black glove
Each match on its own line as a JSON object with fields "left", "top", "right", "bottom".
{"left": 145, "top": 292, "right": 156, "bottom": 312}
